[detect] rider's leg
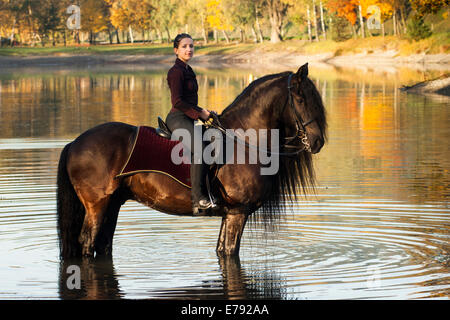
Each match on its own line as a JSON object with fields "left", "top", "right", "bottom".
{"left": 166, "top": 111, "right": 212, "bottom": 211}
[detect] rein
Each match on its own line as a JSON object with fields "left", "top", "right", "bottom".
{"left": 204, "top": 72, "right": 314, "bottom": 157}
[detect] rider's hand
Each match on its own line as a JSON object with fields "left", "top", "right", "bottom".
{"left": 199, "top": 109, "right": 211, "bottom": 121}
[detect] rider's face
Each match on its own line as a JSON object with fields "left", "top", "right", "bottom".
{"left": 174, "top": 38, "right": 194, "bottom": 63}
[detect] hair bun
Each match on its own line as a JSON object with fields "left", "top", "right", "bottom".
{"left": 174, "top": 33, "right": 193, "bottom": 48}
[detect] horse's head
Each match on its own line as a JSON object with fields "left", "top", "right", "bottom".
{"left": 281, "top": 64, "right": 327, "bottom": 154}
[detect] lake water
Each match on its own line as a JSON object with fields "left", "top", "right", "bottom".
{"left": 0, "top": 62, "right": 449, "bottom": 299}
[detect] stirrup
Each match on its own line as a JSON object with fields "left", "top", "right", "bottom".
{"left": 193, "top": 202, "right": 211, "bottom": 216}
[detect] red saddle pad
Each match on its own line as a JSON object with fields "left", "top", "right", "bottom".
{"left": 116, "top": 126, "right": 191, "bottom": 188}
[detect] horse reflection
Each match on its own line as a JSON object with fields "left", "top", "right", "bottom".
{"left": 58, "top": 257, "right": 122, "bottom": 299}
{"left": 58, "top": 256, "right": 284, "bottom": 299}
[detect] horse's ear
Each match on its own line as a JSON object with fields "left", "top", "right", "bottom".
{"left": 296, "top": 63, "right": 308, "bottom": 80}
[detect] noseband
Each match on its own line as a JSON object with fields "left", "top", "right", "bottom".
{"left": 282, "top": 72, "right": 316, "bottom": 154}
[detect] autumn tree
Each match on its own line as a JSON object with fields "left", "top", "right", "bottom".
{"left": 152, "top": 0, "right": 178, "bottom": 43}
{"left": 185, "top": 0, "right": 209, "bottom": 43}
{"left": 206, "top": 0, "right": 234, "bottom": 43}
{"left": 410, "top": 0, "right": 449, "bottom": 17}
{"left": 222, "top": 0, "right": 254, "bottom": 43}
{"left": 326, "top": 0, "right": 359, "bottom": 37}
{"left": 80, "top": 0, "right": 109, "bottom": 44}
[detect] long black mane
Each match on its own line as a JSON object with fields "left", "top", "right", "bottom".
{"left": 219, "top": 71, "right": 327, "bottom": 229}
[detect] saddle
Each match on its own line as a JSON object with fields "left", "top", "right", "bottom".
{"left": 155, "top": 116, "right": 172, "bottom": 139}
{"left": 155, "top": 117, "right": 219, "bottom": 210}
{"left": 116, "top": 117, "right": 218, "bottom": 211}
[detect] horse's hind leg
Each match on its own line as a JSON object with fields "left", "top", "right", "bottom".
{"left": 95, "top": 191, "right": 127, "bottom": 256}
{"left": 216, "top": 211, "right": 248, "bottom": 256}
{"left": 78, "top": 196, "right": 111, "bottom": 257}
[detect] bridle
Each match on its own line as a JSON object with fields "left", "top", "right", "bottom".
{"left": 204, "top": 72, "right": 316, "bottom": 157}
{"left": 281, "top": 72, "right": 316, "bottom": 154}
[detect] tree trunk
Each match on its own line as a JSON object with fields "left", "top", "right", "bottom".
{"left": 156, "top": 28, "right": 162, "bottom": 43}
{"left": 255, "top": 4, "right": 264, "bottom": 43}
{"left": 393, "top": 10, "right": 397, "bottom": 36}
{"left": 75, "top": 30, "right": 80, "bottom": 44}
{"left": 312, "top": 0, "right": 319, "bottom": 42}
{"left": 28, "top": 4, "right": 37, "bottom": 47}
{"left": 10, "top": 17, "right": 16, "bottom": 46}
{"left": 165, "top": 26, "right": 171, "bottom": 43}
{"left": 107, "top": 29, "right": 112, "bottom": 44}
{"left": 358, "top": 4, "right": 365, "bottom": 38}
{"left": 351, "top": 23, "right": 357, "bottom": 38}
{"left": 115, "top": 29, "right": 120, "bottom": 44}
{"left": 251, "top": 26, "right": 258, "bottom": 43}
{"left": 129, "top": 25, "right": 134, "bottom": 43}
{"left": 222, "top": 30, "right": 230, "bottom": 44}
{"left": 267, "top": 0, "right": 284, "bottom": 43}
{"left": 239, "top": 27, "right": 245, "bottom": 43}
{"left": 201, "top": 15, "right": 208, "bottom": 44}
{"left": 399, "top": 7, "right": 407, "bottom": 34}
{"left": 320, "top": 0, "right": 326, "bottom": 40}
{"left": 329, "top": 17, "right": 333, "bottom": 40}
{"left": 307, "top": 5, "right": 312, "bottom": 42}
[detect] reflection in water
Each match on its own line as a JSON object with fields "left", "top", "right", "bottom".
{"left": 58, "top": 255, "right": 284, "bottom": 300}
{"left": 0, "top": 64, "right": 449, "bottom": 299}
{"left": 59, "top": 257, "right": 123, "bottom": 300}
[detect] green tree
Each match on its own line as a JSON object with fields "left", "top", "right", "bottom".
{"left": 152, "top": 0, "right": 177, "bottom": 43}
{"left": 265, "top": 0, "right": 291, "bottom": 43}
{"left": 406, "top": 15, "right": 432, "bottom": 40}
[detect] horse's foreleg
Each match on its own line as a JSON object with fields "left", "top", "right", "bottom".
{"left": 216, "top": 212, "right": 248, "bottom": 256}
{"left": 78, "top": 197, "right": 110, "bottom": 257}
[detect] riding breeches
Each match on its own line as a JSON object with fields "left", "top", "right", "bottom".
{"left": 166, "top": 110, "right": 208, "bottom": 202}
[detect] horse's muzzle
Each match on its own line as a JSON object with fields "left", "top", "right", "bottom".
{"left": 310, "top": 136, "right": 324, "bottom": 154}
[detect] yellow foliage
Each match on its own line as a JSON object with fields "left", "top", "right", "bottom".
{"left": 206, "top": 0, "right": 233, "bottom": 31}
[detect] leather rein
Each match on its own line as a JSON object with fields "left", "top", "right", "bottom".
{"left": 204, "top": 72, "right": 316, "bottom": 157}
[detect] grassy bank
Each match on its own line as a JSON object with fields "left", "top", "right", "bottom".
{"left": 0, "top": 32, "right": 448, "bottom": 58}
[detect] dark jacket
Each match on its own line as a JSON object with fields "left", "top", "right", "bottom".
{"left": 167, "top": 58, "right": 203, "bottom": 120}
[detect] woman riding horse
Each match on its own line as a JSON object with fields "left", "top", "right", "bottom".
{"left": 56, "top": 62, "right": 326, "bottom": 259}
{"left": 165, "top": 33, "right": 214, "bottom": 213}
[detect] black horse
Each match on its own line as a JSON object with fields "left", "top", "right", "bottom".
{"left": 56, "top": 64, "right": 327, "bottom": 259}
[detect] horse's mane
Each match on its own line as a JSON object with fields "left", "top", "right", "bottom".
{"left": 219, "top": 71, "right": 327, "bottom": 231}
{"left": 220, "top": 71, "right": 292, "bottom": 119}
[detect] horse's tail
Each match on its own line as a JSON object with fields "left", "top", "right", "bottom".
{"left": 57, "top": 142, "right": 85, "bottom": 258}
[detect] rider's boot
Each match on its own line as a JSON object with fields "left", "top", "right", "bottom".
{"left": 191, "top": 162, "right": 212, "bottom": 215}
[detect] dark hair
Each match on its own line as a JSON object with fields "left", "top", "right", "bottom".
{"left": 173, "top": 33, "right": 193, "bottom": 48}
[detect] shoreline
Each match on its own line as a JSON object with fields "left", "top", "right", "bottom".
{"left": 0, "top": 51, "right": 449, "bottom": 71}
